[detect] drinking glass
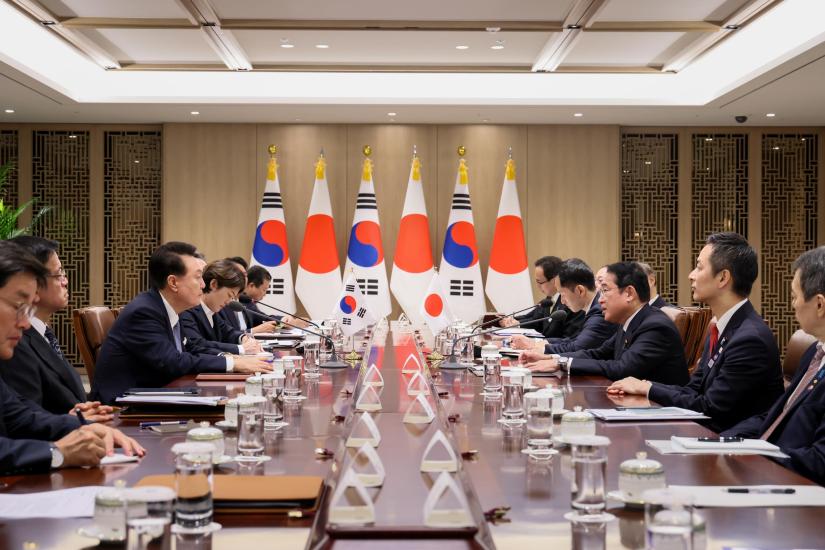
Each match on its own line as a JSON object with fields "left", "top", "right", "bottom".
{"left": 458, "top": 332, "right": 475, "bottom": 364}
{"left": 524, "top": 392, "right": 556, "bottom": 457}
{"left": 172, "top": 442, "right": 214, "bottom": 530}
{"left": 282, "top": 356, "right": 303, "bottom": 399}
{"left": 124, "top": 486, "right": 175, "bottom": 550}
{"left": 303, "top": 339, "right": 321, "bottom": 378}
{"left": 644, "top": 489, "right": 694, "bottom": 550}
{"left": 236, "top": 410, "right": 265, "bottom": 460}
{"left": 482, "top": 354, "right": 502, "bottom": 396}
{"left": 319, "top": 326, "right": 334, "bottom": 362}
{"left": 501, "top": 371, "right": 525, "bottom": 425}
{"left": 567, "top": 435, "right": 614, "bottom": 523}
{"left": 482, "top": 395, "right": 502, "bottom": 436}
{"left": 263, "top": 386, "right": 286, "bottom": 430}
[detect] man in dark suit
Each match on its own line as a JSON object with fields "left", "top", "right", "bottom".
{"left": 722, "top": 246, "right": 825, "bottom": 484}
{"left": 638, "top": 262, "right": 672, "bottom": 308}
{"left": 500, "top": 256, "right": 585, "bottom": 339}
{"left": 513, "top": 259, "right": 614, "bottom": 354}
{"left": 220, "top": 265, "right": 280, "bottom": 333}
{"left": 609, "top": 233, "right": 784, "bottom": 432}
{"left": 524, "top": 261, "right": 689, "bottom": 385}
{"left": 91, "top": 242, "right": 272, "bottom": 404}
{"left": 0, "top": 237, "right": 112, "bottom": 421}
{"left": 0, "top": 241, "right": 143, "bottom": 474}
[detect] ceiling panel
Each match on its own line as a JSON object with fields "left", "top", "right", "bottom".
{"left": 564, "top": 31, "right": 686, "bottom": 66}
{"left": 595, "top": 0, "right": 739, "bottom": 22}
{"left": 235, "top": 30, "right": 550, "bottom": 65}
{"left": 211, "top": 0, "right": 575, "bottom": 21}
{"left": 39, "top": 0, "right": 191, "bottom": 19}
{"left": 77, "top": 29, "right": 219, "bottom": 64}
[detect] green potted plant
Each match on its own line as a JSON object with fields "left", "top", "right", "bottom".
{"left": 0, "top": 161, "right": 52, "bottom": 239}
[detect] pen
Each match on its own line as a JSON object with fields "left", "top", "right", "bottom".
{"left": 74, "top": 408, "right": 87, "bottom": 426}
{"left": 726, "top": 488, "right": 796, "bottom": 494}
{"left": 615, "top": 406, "right": 658, "bottom": 411}
{"left": 698, "top": 436, "right": 743, "bottom": 443}
{"left": 139, "top": 420, "right": 190, "bottom": 429}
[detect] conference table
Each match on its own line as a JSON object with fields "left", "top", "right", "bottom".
{"left": 0, "top": 326, "right": 822, "bottom": 549}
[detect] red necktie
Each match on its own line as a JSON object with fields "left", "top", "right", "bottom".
{"left": 708, "top": 322, "right": 719, "bottom": 355}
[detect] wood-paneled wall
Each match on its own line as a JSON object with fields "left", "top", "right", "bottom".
{"left": 163, "top": 123, "right": 621, "bottom": 316}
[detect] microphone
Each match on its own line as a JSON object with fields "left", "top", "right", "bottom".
{"left": 253, "top": 301, "right": 320, "bottom": 329}
{"left": 440, "top": 310, "right": 567, "bottom": 370}
{"left": 226, "top": 302, "right": 347, "bottom": 368}
{"left": 476, "top": 298, "right": 554, "bottom": 331}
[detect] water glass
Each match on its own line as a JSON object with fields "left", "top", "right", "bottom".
{"left": 263, "top": 386, "right": 286, "bottom": 430}
{"left": 524, "top": 392, "right": 555, "bottom": 457}
{"left": 458, "top": 332, "right": 475, "bottom": 364}
{"left": 568, "top": 435, "right": 613, "bottom": 522}
{"left": 319, "top": 326, "right": 334, "bottom": 361}
{"left": 282, "top": 355, "right": 303, "bottom": 399}
{"left": 93, "top": 487, "right": 127, "bottom": 542}
{"left": 482, "top": 395, "right": 502, "bottom": 436}
{"left": 644, "top": 489, "right": 695, "bottom": 550}
{"left": 124, "top": 486, "right": 175, "bottom": 550}
{"left": 572, "top": 520, "right": 607, "bottom": 550}
{"left": 501, "top": 371, "right": 525, "bottom": 424}
{"left": 237, "top": 410, "right": 265, "bottom": 459}
{"left": 172, "top": 442, "right": 214, "bottom": 530}
{"left": 303, "top": 339, "right": 321, "bottom": 378}
{"left": 482, "top": 354, "right": 502, "bottom": 396}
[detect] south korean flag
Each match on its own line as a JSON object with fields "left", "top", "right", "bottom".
{"left": 333, "top": 273, "right": 373, "bottom": 336}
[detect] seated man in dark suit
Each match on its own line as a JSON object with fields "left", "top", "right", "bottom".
{"left": 0, "top": 241, "right": 143, "bottom": 474}
{"left": 91, "top": 242, "right": 272, "bottom": 404}
{"left": 638, "top": 262, "right": 672, "bottom": 308}
{"left": 500, "top": 256, "right": 585, "bottom": 339}
{"left": 512, "top": 259, "right": 614, "bottom": 354}
{"left": 722, "top": 246, "right": 825, "bottom": 484}
{"left": 181, "top": 259, "right": 262, "bottom": 355}
{"left": 0, "top": 237, "right": 112, "bottom": 421}
{"left": 523, "top": 261, "right": 689, "bottom": 385}
{"left": 609, "top": 233, "right": 783, "bottom": 432}
{"left": 221, "top": 265, "right": 281, "bottom": 334}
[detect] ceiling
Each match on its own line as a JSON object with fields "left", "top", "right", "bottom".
{"left": 1, "top": 0, "right": 824, "bottom": 125}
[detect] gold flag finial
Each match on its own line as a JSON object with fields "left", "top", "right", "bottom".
{"left": 362, "top": 144, "right": 372, "bottom": 157}
{"left": 457, "top": 145, "right": 466, "bottom": 157}
{"left": 268, "top": 144, "right": 278, "bottom": 156}
{"left": 362, "top": 157, "right": 373, "bottom": 181}
{"left": 505, "top": 158, "right": 516, "bottom": 181}
{"left": 411, "top": 156, "right": 421, "bottom": 182}
{"left": 458, "top": 158, "right": 468, "bottom": 185}
{"left": 315, "top": 153, "right": 326, "bottom": 180}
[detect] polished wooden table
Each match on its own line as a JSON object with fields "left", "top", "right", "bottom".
{"left": 0, "top": 329, "right": 821, "bottom": 549}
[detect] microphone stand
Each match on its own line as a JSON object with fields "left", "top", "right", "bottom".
{"left": 254, "top": 301, "right": 321, "bottom": 329}
{"left": 472, "top": 302, "right": 546, "bottom": 332}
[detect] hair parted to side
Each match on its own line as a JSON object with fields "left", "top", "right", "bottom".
{"left": 607, "top": 261, "right": 651, "bottom": 302}
{"left": 246, "top": 265, "right": 271, "bottom": 287}
{"left": 148, "top": 241, "right": 199, "bottom": 290}
{"left": 535, "top": 256, "right": 563, "bottom": 281}
{"left": 0, "top": 240, "right": 49, "bottom": 289}
{"left": 203, "top": 259, "right": 246, "bottom": 293}
{"left": 705, "top": 232, "right": 758, "bottom": 298}
{"left": 557, "top": 258, "right": 595, "bottom": 291}
{"left": 793, "top": 246, "right": 825, "bottom": 301}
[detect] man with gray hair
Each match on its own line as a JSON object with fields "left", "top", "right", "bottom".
{"left": 637, "top": 262, "right": 671, "bottom": 308}
{"left": 722, "top": 246, "right": 825, "bottom": 484}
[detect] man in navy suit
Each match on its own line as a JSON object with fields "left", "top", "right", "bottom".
{"left": 0, "top": 241, "right": 143, "bottom": 474}
{"left": 513, "top": 259, "right": 614, "bottom": 354}
{"left": 722, "top": 246, "right": 825, "bottom": 484}
{"left": 638, "top": 262, "right": 672, "bottom": 308}
{"left": 91, "top": 242, "right": 272, "bottom": 404}
{"left": 0, "top": 237, "right": 112, "bottom": 420}
{"left": 500, "top": 256, "right": 585, "bottom": 339}
{"left": 609, "top": 233, "right": 784, "bottom": 433}
{"left": 524, "top": 261, "right": 688, "bottom": 384}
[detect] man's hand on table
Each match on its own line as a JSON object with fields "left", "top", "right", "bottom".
{"left": 606, "top": 377, "right": 652, "bottom": 396}
{"left": 54, "top": 424, "right": 145, "bottom": 468}
{"left": 69, "top": 401, "right": 114, "bottom": 423}
{"left": 233, "top": 355, "right": 273, "bottom": 373}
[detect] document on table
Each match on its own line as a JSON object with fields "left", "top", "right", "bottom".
{"left": 587, "top": 407, "right": 709, "bottom": 421}
{"left": 116, "top": 395, "right": 225, "bottom": 406}
{"left": 667, "top": 485, "right": 825, "bottom": 508}
{"left": 645, "top": 438, "right": 789, "bottom": 459}
{"left": 492, "top": 328, "right": 543, "bottom": 337}
{"left": 0, "top": 486, "right": 104, "bottom": 518}
{"left": 100, "top": 453, "right": 141, "bottom": 465}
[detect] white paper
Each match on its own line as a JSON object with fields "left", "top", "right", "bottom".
{"left": 667, "top": 485, "right": 825, "bottom": 508}
{"left": 588, "top": 407, "right": 708, "bottom": 421}
{"left": 346, "top": 412, "right": 381, "bottom": 447}
{"left": 420, "top": 430, "right": 458, "bottom": 472}
{"left": 423, "top": 472, "right": 474, "bottom": 527}
{"left": 492, "top": 328, "right": 543, "bottom": 337}
{"left": 406, "top": 371, "right": 430, "bottom": 396}
{"left": 116, "top": 395, "right": 225, "bottom": 406}
{"left": 402, "top": 353, "right": 423, "bottom": 373}
{"left": 363, "top": 363, "right": 384, "bottom": 387}
{"left": 100, "top": 453, "right": 141, "bottom": 465}
{"left": 645, "top": 439, "right": 789, "bottom": 459}
{"left": 328, "top": 468, "right": 375, "bottom": 525}
{"left": 671, "top": 436, "right": 781, "bottom": 452}
{"left": 403, "top": 393, "right": 435, "bottom": 425}
{"left": 348, "top": 443, "right": 385, "bottom": 487}
{"left": 0, "top": 486, "right": 105, "bottom": 518}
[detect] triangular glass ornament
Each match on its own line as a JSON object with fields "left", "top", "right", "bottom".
{"left": 355, "top": 383, "right": 382, "bottom": 412}
{"left": 347, "top": 443, "right": 385, "bottom": 487}
{"left": 402, "top": 353, "right": 423, "bottom": 374}
{"left": 363, "top": 363, "right": 384, "bottom": 387}
{"left": 406, "top": 371, "right": 430, "bottom": 396}
{"left": 346, "top": 412, "right": 381, "bottom": 447}
{"left": 420, "top": 429, "right": 458, "bottom": 472}
{"left": 328, "top": 468, "right": 375, "bottom": 525}
{"left": 423, "top": 472, "right": 474, "bottom": 527}
{"left": 403, "top": 393, "right": 435, "bottom": 425}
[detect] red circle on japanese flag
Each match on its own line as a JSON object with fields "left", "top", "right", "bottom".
{"left": 299, "top": 214, "right": 340, "bottom": 273}
{"left": 424, "top": 293, "right": 443, "bottom": 317}
{"left": 394, "top": 213, "right": 434, "bottom": 273}
{"left": 489, "top": 215, "right": 528, "bottom": 274}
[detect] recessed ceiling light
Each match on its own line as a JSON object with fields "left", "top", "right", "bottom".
{"left": 3, "top": 109, "right": 13, "bottom": 114}
{"left": 573, "top": 113, "right": 583, "bottom": 117}
{"left": 455, "top": 45, "right": 469, "bottom": 50}
{"left": 190, "top": 111, "right": 200, "bottom": 115}
{"left": 295, "top": 118, "right": 302, "bottom": 122}
{"left": 725, "top": 24, "right": 740, "bottom": 30}
{"left": 766, "top": 113, "right": 776, "bottom": 117}
{"left": 134, "top": 160, "right": 140, "bottom": 164}
{"left": 485, "top": 27, "right": 500, "bottom": 33}
{"left": 567, "top": 24, "right": 581, "bottom": 30}
{"left": 387, "top": 112, "right": 397, "bottom": 116}
{"left": 281, "top": 43, "right": 294, "bottom": 49}
{"left": 315, "top": 44, "right": 329, "bottom": 49}
{"left": 705, "top": 137, "right": 713, "bottom": 142}
{"left": 773, "top": 146, "right": 780, "bottom": 150}
{"left": 68, "top": 134, "right": 77, "bottom": 139}
{"left": 491, "top": 45, "right": 504, "bottom": 50}
{"left": 644, "top": 161, "right": 652, "bottom": 165}
{"left": 482, "top": 119, "right": 489, "bottom": 123}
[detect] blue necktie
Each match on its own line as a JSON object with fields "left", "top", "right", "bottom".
{"left": 44, "top": 326, "right": 66, "bottom": 360}
{"left": 172, "top": 322, "right": 182, "bottom": 353}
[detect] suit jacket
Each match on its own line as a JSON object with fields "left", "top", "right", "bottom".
{"left": 650, "top": 295, "right": 671, "bottom": 309}
{"left": 516, "top": 297, "right": 585, "bottom": 339}
{"left": 545, "top": 293, "right": 614, "bottom": 354}
{"left": 724, "top": 343, "right": 825, "bottom": 485}
{"left": 0, "top": 327, "right": 86, "bottom": 415}
{"left": 0, "top": 377, "right": 79, "bottom": 475}
{"left": 181, "top": 304, "right": 244, "bottom": 355}
{"left": 90, "top": 289, "right": 227, "bottom": 404}
{"left": 563, "top": 304, "right": 689, "bottom": 384}
{"left": 649, "top": 301, "right": 783, "bottom": 433}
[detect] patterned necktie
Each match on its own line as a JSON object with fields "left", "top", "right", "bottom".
{"left": 43, "top": 326, "right": 65, "bottom": 361}
{"left": 760, "top": 344, "right": 825, "bottom": 441}
{"left": 172, "top": 322, "right": 183, "bottom": 353}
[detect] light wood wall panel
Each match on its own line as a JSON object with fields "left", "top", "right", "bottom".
{"left": 527, "top": 125, "right": 621, "bottom": 301}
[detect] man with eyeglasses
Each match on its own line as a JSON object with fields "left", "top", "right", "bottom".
{"left": 522, "top": 261, "right": 689, "bottom": 384}
{"left": 0, "top": 241, "right": 143, "bottom": 474}
{"left": 0, "top": 237, "right": 112, "bottom": 421}
{"left": 499, "top": 256, "right": 584, "bottom": 339}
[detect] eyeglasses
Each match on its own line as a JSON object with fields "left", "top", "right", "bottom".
{"left": 600, "top": 285, "right": 619, "bottom": 296}
{"left": 535, "top": 279, "right": 549, "bottom": 285}
{"left": 0, "top": 295, "right": 37, "bottom": 321}
{"left": 47, "top": 267, "right": 67, "bottom": 281}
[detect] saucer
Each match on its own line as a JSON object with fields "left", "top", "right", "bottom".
{"left": 607, "top": 489, "right": 646, "bottom": 508}
{"left": 215, "top": 420, "right": 236, "bottom": 431}
{"left": 77, "top": 525, "right": 126, "bottom": 544}
{"left": 214, "top": 454, "right": 233, "bottom": 465}
{"left": 171, "top": 521, "right": 222, "bottom": 535}
{"left": 232, "top": 454, "right": 272, "bottom": 463}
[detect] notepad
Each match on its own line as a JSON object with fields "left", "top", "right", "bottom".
{"left": 116, "top": 395, "right": 225, "bottom": 406}
{"left": 0, "top": 486, "right": 103, "bottom": 518}
{"left": 645, "top": 439, "right": 789, "bottom": 459}
{"left": 671, "top": 436, "right": 780, "bottom": 452}
{"left": 100, "top": 453, "right": 141, "bottom": 465}
{"left": 588, "top": 407, "right": 708, "bottom": 421}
